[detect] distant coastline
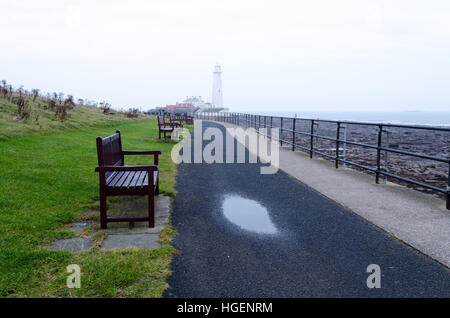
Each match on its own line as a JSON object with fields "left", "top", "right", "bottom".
{"left": 242, "top": 111, "right": 450, "bottom": 127}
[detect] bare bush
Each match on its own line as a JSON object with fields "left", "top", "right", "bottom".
{"left": 16, "top": 96, "right": 31, "bottom": 120}
{"left": 64, "top": 95, "right": 75, "bottom": 110}
{"left": 48, "top": 99, "right": 57, "bottom": 110}
{"left": 126, "top": 108, "right": 140, "bottom": 118}
{"left": 32, "top": 89, "right": 40, "bottom": 101}
{"left": 101, "top": 103, "right": 113, "bottom": 115}
{"left": 55, "top": 104, "right": 67, "bottom": 121}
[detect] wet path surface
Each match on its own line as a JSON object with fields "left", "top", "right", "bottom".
{"left": 164, "top": 121, "right": 450, "bottom": 297}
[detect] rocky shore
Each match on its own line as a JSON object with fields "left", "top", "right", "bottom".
{"left": 252, "top": 116, "right": 449, "bottom": 199}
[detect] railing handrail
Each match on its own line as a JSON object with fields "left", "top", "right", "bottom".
{"left": 232, "top": 112, "right": 450, "bottom": 131}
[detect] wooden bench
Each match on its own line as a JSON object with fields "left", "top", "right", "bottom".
{"left": 157, "top": 115, "right": 182, "bottom": 139}
{"left": 169, "top": 113, "right": 184, "bottom": 127}
{"left": 183, "top": 113, "right": 194, "bottom": 124}
{"left": 95, "top": 130, "right": 160, "bottom": 229}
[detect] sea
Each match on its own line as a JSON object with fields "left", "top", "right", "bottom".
{"left": 248, "top": 111, "right": 450, "bottom": 127}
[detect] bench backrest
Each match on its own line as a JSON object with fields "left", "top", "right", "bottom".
{"left": 157, "top": 115, "right": 166, "bottom": 127}
{"left": 170, "top": 113, "right": 183, "bottom": 122}
{"left": 96, "top": 130, "right": 124, "bottom": 167}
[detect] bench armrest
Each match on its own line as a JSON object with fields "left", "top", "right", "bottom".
{"left": 122, "top": 150, "right": 161, "bottom": 165}
{"left": 95, "top": 165, "right": 158, "bottom": 173}
{"left": 122, "top": 150, "right": 161, "bottom": 155}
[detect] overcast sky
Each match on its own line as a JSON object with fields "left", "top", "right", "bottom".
{"left": 1, "top": 0, "right": 449, "bottom": 112}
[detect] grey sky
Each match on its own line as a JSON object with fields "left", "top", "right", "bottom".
{"left": 1, "top": 0, "right": 449, "bottom": 112}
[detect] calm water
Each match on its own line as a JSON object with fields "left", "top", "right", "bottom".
{"left": 251, "top": 112, "right": 450, "bottom": 127}
{"left": 222, "top": 195, "right": 278, "bottom": 234}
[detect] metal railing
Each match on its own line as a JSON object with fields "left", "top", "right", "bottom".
{"left": 195, "top": 112, "right": 450, "bottom": 210}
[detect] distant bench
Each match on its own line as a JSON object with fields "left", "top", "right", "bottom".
{"left": 171, "top": 113, "right": 194, "bottom": 125}
{"left": 157, "top": 115, "right": 182, "bottom": 139}
{"left": 95, "top": 130, "right": 160, "bottom": 229}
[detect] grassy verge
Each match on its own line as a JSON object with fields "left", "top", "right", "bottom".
{"left": 0, "top": 95, "right": 141, "bottom": 139}
{"left": 0, "top": 118, "right": 181, "bottom": 297}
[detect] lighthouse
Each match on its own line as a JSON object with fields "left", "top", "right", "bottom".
{"left": 212, "top": 63, "right": 223, "bottom": 108}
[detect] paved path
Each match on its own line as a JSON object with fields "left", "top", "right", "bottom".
{"left": 164, "top": 121, "right": 450, "bottom": 297}
{"left": 219, "top": 120, "right": 450, "bottom": 268}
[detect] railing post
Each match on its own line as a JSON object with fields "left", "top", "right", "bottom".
{"left": 335, "top": 122, "right": 341, "bottom": 168}
{"left": 270, "top": 116, "right": 273, "bottom": 140}
{"left": 376, "top": 124, "right": 383, "bottom": 184}
{"left": 342, "top": 124, "right": 347, "bottom": 168}
{"left": 310, "top": 120, "right": 314, "bottom": 158}
{"left": 280, "top": 117, "right": 283, "bottom": 146}
{"left": 447, "top": 161, "right": 450, "bottom": 210}
{"left": 292, "top": 117, "right": 296, "bottom": 151}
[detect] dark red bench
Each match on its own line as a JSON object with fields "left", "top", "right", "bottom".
{"left": 169, "top": 113, "right": 184, "bottom": 127}
{"left": 157, "top": 115, "right": 182, "bottom": 139}
{"left": 95, "top": 130, "right": 160, "bottom": 229}
{"left": 183, "top": 113, "right": 194, "bottom": 124}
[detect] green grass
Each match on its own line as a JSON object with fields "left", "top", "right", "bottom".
{"left": 0, "top": 117, "right": 181, "bottom": 297}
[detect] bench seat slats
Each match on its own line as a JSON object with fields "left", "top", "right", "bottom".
{"left": 122, "top": 171, "right": 136, "bottom": 188}
{"left": 136, "top": 170, "right": 147, "bottom": 187}
{"left": 105, "top": 171, "right": 158, "bottom": 188}
{"left": 115, "top": 171, "right": 131, "bottom": 187}
{"left": 107, "top": 171, "right": 125, "bottom": 187}
{"left": 105, "top": 171, "right": 118, "bottom": 185}
{"left": 129, "top": 171, "right": 143, "bottom": 188}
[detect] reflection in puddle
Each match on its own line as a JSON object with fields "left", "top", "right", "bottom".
{"left": 222, "top": 195, "right": 277, "bottom": 234}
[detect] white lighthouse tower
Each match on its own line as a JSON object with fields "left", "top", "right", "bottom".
{"left": 212, "top": 63, "right": 223, "bottom": 108}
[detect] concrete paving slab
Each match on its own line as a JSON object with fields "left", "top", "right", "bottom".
{"left": 103, "top": 195, "right": 171, "bottom": 234}
{"left": 70, "top": 222, "right": 89, "bottom": 233}
{"left": 50, "top": 237, "right": 92, "bottom": 251}
{"left": 101, "top": 233, "right": 161, "bottom": 250}
{"left": 216, "top": 120, "right": 450, "bottom": 268}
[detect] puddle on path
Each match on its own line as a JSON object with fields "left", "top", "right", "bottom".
{"left": 222, "top": 195, "right": 277, "bottom": 234}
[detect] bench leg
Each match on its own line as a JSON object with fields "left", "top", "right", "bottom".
{"left": 100, "top": 192, "right": 107, "bottom": 229}
{"left": 148, "top": 186, "right": 155, "bottom": 228}
{"left": 155, "top": 176, "right": 159, "bottom": 195}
